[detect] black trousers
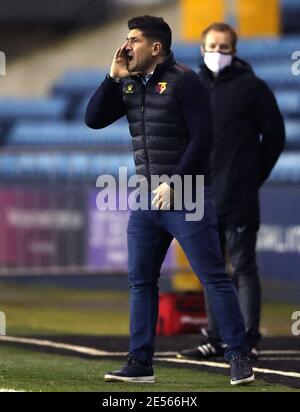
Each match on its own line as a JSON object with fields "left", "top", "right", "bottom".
{"left": 204, "top": 223, "right": 262, "bottom": 349}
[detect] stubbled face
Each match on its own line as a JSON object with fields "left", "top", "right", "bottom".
{"left": 125, "top": 29, "right": 156, "bottom": 74}
{"left": 202, "top": 30, "right": 234, "bottom": 55}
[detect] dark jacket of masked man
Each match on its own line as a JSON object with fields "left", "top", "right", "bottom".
{"left": 199, "top": 57, "right": 285, "bottom": 228}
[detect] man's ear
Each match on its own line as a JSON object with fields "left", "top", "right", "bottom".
{"left": 152, "top": 42, "right": 162, "bottom": 56}
{"left": 200, "top": 45, "right": 205, "bottom": 57}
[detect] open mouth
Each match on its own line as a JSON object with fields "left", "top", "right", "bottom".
{"left": 127, "top": 55, "right": 134, "bottom": 62}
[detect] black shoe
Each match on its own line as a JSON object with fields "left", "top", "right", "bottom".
{"left": 104, "top": 357, "right": 155, "bottom": 383}
{"left": 229, "top": 353, "right": 255, "bottom": 385}
{"left": 177, "top": 337, "right": 226, "bottom": 360}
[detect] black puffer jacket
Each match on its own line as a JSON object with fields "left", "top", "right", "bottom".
{"left": 86, "top": 53, "right": 213, "bottom": 186}
{"left": 199, "top": 58, "right": 285, "bottom": 227}
{"left": 122, "top": 66, "right": 187, "bottom": 181}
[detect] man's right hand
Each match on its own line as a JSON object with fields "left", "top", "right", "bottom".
{"left": 109, "top": 43, "right": 131, "bottom": 81}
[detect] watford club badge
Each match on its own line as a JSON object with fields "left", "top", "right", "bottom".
{"left": 155, "top": 82, "right": 167, "bottom": 94}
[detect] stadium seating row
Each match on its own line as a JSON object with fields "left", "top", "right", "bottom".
{"left": 0, "top": 97, "right": 69, "bottom": 121}
{"left": 0, "top": 152, "right": 135, "bottom": 180}
{"left": 48, "top": 58, "right": 300, "bottom": 99}
{"left": 0, "top": 152, "right": 298, "bottom": 183}
{"left": 6, "top": 120, "right": 131, "bottom": 148}
{"left": 3, "top": 119, "right": 299, "bottom": 150}
{"left": 51, "top": 69, "right": 108, "bottom": 97}
{"left": 0, "top": 86, "right": 299, "bottom": 125}
{"left": 269, "top": 152, "right": 300, "bottom": 182}
{"left": 75, "top": 90, "right": 300, "bottom": 121}
{"left": 172, "top": 36, "right": 300, "bottom": 63}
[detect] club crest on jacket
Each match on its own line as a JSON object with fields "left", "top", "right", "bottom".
{"left": 155, "top": 82, "right": 167, "bottom": 94}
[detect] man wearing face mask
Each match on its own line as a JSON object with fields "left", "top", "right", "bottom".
{"left": 178, "top": 22, "right": 285, "bottom": 361}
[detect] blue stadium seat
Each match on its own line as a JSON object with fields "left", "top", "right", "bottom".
{"left": 89, "top": 153, "right": 135, "bottom": 178}
{"left": 172, "top": 39, "right": 300, "bottom": 92}
{"left": 74, "top": 96, "right": 127, "bottom": 123}
{"left": 0, "top": 154, "right": 20, "bottom": 177}
{"left": 0, "top": 153, "right": 135, "bottom": 180}
{"left": 285, "top": 120, "right": 300, "bottom": 150}
{"left": 51, "top": 69, "right": 108, "bottom": 97}
{"left": 1, "top": 151, "right": 299, "bottom": 184}
{"left": 173, "top": 37, "right": 300, "bottom": 65}
{"left": 0, "top": 97, "right": 68, "bottom": 121}
{"left": 275, "top": 91, "right": 300, "bottom": 117}
{"left": 238, "top": 36, "right": 300, "bottom": 61}
{"left": 172, "top": 43, "right": 202, "bottom": 66}
{"left": 6, "top": 121, "right": 131, "bottom": 149}
{"left": 254, "top": 62, "right": 300, "bottom": 89}
{"left": 268, "top": 152, "right": 300, "bottom": 182}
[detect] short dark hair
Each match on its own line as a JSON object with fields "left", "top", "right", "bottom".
{"left": 128, "top": 15, "right": 172, "bottom": 54}
{"left": 201, "top": 22, "right": 238, "bottom": 51}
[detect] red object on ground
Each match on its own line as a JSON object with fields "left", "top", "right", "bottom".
{"left": 156, "top": 292, "right": 207, "bottom": 336}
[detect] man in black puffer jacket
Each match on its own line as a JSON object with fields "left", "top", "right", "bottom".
{"left": 86, "top": 16, "right": 254, "bottom": 386}
{"left": 178, "top": 22, "right": 285, "bottom": 362}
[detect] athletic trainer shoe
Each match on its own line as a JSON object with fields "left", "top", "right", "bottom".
{"left": 177, "top": 338, "right": 226, "bottom": 360}
{"left": 229, "top": 353, "right": 255, "bottom": 385}
{"left": 104, "top": 357, "right": 155, "bottom": 383}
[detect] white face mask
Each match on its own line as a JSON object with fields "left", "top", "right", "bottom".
{"left": 204, "top": 52, "right": 232, "bottom": 74}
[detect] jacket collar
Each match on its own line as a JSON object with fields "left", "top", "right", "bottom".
{"left": 153, "top": 51, "right": 176, "bottom": 74}
{"left": 132, "top": 51, "right": 176, "bottom": 83}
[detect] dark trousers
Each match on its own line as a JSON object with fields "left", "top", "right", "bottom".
{"left": 204, "top": 224, "right": 261, "bottom": 349}
{"left": 127, "top": 189, "right": 247, "bottom": 365}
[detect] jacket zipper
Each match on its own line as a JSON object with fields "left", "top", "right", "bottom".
{"left": 140, "top": 81, "right": 151, "bottom": 183}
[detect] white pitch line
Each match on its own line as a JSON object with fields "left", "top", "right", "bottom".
{"left": 155, "top": 351, "right": 178, "bottom": 356}
{"left": 1, "top": 336, "right": 300, "bottom": 380}
{"left": 259, "top": 350, "right": 300, "bottom": 355}
{"left": 1, "top": 336, "right": 299, "bottom": 358}
{"left": 0, "top": 389, "right": 26, "bottom": 392}
{"left": 156, "top": 357, "right": 300, "bottom": 379}
{"left": 159, "top": 350, "right": 300, "bottom": 357}
{"left": 0, "top": 336, "right": 176, "bottom": 357}
{"left": 0, "top": 335, "right": 126, "bottom": 356}
{"left": 259, "top": 358, "right": 300, "bottom": 361}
